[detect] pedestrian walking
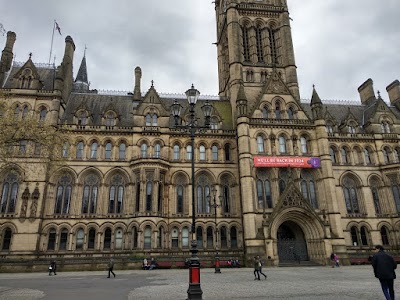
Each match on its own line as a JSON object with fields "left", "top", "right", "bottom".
{"left": 253, "top": 256, "right": 260, "bottom": 280}
{"left": 334, "top": 254, "right": 340, "bottom": 267}
{"left": 107, "top": 258, "right": 116, "bottom": 278}
{"left": 48, "top": 260, "right": 57, "bottom": 276}
{"left": 256, "top": 255, "right": 267, "bottom": 279}
{"left": 330, "top": 253, "right": 336, "bottom": 268}
{"left": 371, "top": 245, "right": 396, "bottom": 300}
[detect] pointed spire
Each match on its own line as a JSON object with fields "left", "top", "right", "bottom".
{"left": 73, "top": 51, "right": 89, "bottom": 92}
{"left": 310, "top": 85, "right": 322, "bottom": 105}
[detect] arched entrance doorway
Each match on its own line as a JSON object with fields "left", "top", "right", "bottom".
{"left": 277, "top": 221, "right": 308, "bottom": 262}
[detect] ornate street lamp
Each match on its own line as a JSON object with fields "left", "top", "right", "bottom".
{"left": 171, "top": 84, "right": 213, "bottom": 300}
{"left": 208, "top": 186, "right": 221, "bottom": 273}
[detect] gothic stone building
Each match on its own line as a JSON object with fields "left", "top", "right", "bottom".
{"left": 1, "top": 0, "right": 400, "bottom": 268}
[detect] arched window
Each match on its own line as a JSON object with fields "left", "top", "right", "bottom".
{"left": 14, "top": 105, "right": 20, "bottom": 118}
{"left": 62, "top": 142, "right": 69, "bottom": 158}
{"left": 19, "top": 140, "right": 27, "bottom": 154}
{"left": 82, "top": 174, "right": 99, "bottom": 214}
{"left": 186, "top": 145, "right": 192, "bottom": 160}
{"left": 145, "top": 113, "right": 158, "bottom": 126}
{"left": 207, "top": 227, "right": 214, "bottom": 248}
{"left": 394, "top": 149, "right": 400, "bottom": 163}
{"left": 76, "top": 142, "right": 84, "bottom": 159}
{"left": 381, "top": 122, "right": 391, "bottom": 133}
{"left": 77, "top": 111, "right": 87, "bottom": 125}
{"left": 154, "top": 143, "right": 161, "bottom": 158}
{"left": 177, "top": 185, "right": 184, "bottom": 214}
{"left": 199, "top": 145, "right": 206, "bottom": 161}
{"left": 105, "top": 142, "right": 112, "bottom": 160}
{"left": 224, "top": 144, "right": 231, "bottom": 161}
{"left": 0, "top": 173, "right": 19, "bottom": 213}
{"left": 146, "top": 182, "right": 152, "bottom": 211}
{"left": 132, "top": 227, "right": 138, "bottom": 249}
{"left": 300, "top": 170, "right": 318, "bottom": 209}
{"left": 76, "top": 228, "right": 84, "bottom": 250}
{"left": 152, "top": 114, "right": 158, "bottom": 126}
{"left": 326, "top": 121, "right": 334, "bottom": 134}
{"left": 141, "top": 143, "right": 148, "bottom": 158}
{"left": 300, "top": 136, "right": 308, "bottom": 154}
{"left": 158, "top": 177, "right": 163, "bottom": 213}
{"left": 381, "top": 226, "right": 390, "bottom": 246}
{"left": 115, "top": 228, "right": 123, "bottom": 250}
{"left": 383, "top": 147, "right": 390, "bottom": 164}
{"left": 54, "top": 175, "right": 72, "bottom": 214}
{"left": 2, "top": 228, "right": 12, "bottom": 250}
{"left": 173, "top": 144, "right": 180, "bottom": 160}
{"left": 255, "top": 25, "right": 264, "bottom": 63}
{"left": 171, "top": 227, "right": 179, "bottom": 248}
{"left": 104, "top": 228, "right": 112, "bottom": 249}
{"left": 275, "top": 103, "right": 281, "bottom": 119}
{"left": 330, "top": 147, "right": 337, "bottom": 164}
{"left": 22, "top": 105, "right": 29, "bottom": 119}
{"left": 257, "top": 135, "right": 265, "bottom": 153}
{"left": 360, "top": 226, "right": 369, "bottom": 246}
{"left": 242, "top": 26, "right": 250, "bottom": 62}
{"left": 348, "top": 124, "right": 356, "bottom": 134}
{"left": 341, "top": 147, "right": 349, "bottom": 164}
{"left": 90, "top": 142, "right": 98, "bottom": 159}
{"left": 108, "top": 175, "right": 124, "bottom": 214}
{"left": 230, "top": 227, "right": 238, "bottom": 249}
{"left": 135, "top": 177, "right": 141, "bottom": 212}
{"left": 196, "top": 227, "right": 203, "bottom": 249}
{"left": 210, "top": 116, "right": 219, "bottom": 130}
{"left": 364, "top": 148, "right": 371, "bottom": 164}
{"left": 350, "top": 226, "right": 358, "bottom": 246}
{"left": 268, "top": 26, "right": 278, "bottom": 64}
{"left": 262, "top": 107, "right": 269, "bottom": 119}
{"left": 212, "top": 145, "right": 218, "bottom": 161}
{"left": 390, "top": 176, "right": 400, "bottom": 212}
{"left": 88, "top": 229, "right": 96, "bottom": 249}
{"left": 196, "top": 175, "right": 210, "bottom": 214}
{"left": 278, "top": 135, "right": 286, "bottom": 154}
{"left": 288, "top": 107, "right": 295, "bottom": 120}
{"left": 144, "top": 226, "right": 152, "bottom": 249}
{"left": 158, "top": 227, "right": 164, "bottom": 249}
{"left": 59, "top": 228, "right": 68, "bottom": 251}
{"left": 39, "top": 107, "right": 47, "bottom": 122}
{"left": 119, "top": 143, "right": 126, "bottom": 160}
{"left": 47, "top": 229, "right": 56, "bottom": 250}
{"left": 222, "top": 183, "right": 231, "bottom": 214}
{"left": 370, "top": 179, "right": 381, "bottom": 214}
{"left": 256, "top": 179, "right": 273, "bottom": 209}
{"left": 182, "top": 227, "right": 189, "bottom": 248}
{"left": 220, "top": 226, "right": 227, "bottom": 248}
{"left": 343, "top": 176, "right": 360, "bottom": 214}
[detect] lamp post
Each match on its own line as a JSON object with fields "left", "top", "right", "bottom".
{"left": 171, "top": 84, "right": 213, "bottom": 300}
{"left": 208, "top": 186, "right": 221, "bottom": 273}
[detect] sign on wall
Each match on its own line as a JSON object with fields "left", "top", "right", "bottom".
{"left": 253, "top": 156, "right": 321, "bottom": 168}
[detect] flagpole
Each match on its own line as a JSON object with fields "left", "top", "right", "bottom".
{"left": 48, "top": 20, "right": 56, "bottom": 64}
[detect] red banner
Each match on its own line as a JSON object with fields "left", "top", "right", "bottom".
{"left": 253, "top": 156, "right": 321, "bottom": 168}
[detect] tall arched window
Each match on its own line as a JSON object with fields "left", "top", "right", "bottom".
{"left": 360, "top": 226, "right": 369, "bottom": 246}
{"left": 171, "top": 227, "right": 179, "bottom": 248}
{"left": 54, "top": 174, "right": 72, "bottom": 214}
{"left": 22, "top": 105, "right": 29, "bottom": 119}
{"left": 14, "top": 105, "right": 20, "bottom": 118}
{"left": 58, "top": 228, "right": 69, "bottom": 250}
{"left": 390, "top": 176, "right": 400, "bottom": 212}
{"left": 47, "top": 229, "right": 56, "bottom": 250}
{"left": 62, "top": 142, "right": 69, "bottom": 158}
{"left": 2, "top": 228, "right": 12, "bottom": 250}
{"left": 158, "top": 176, "right": 163, "bottom": 213}
{"left": 278, "top": 135, "right": 286, "bottom": 154}
{"left": 383, "top": 147, "right": 390, "bottom": 164}
{"left": 268, "top": 26, "right": 278, "bottom": 64}
{"left": 207, "top": 227, "right": 214, "bottom": 248}
{"left": 90, "top": 142, "right": 98, "bottom": 159}
{"left": 257, "top": 135, "right": 265, "bottom": 153}
{"left": 330, "top": 147, "right": 337, "bottom": 163}
{"left": 230, "top": 227, "right": 238, "bottom": 249}
{"left": 177, "top": 185, "right": 184, "bottom": 214}
{"left": 144, "top": 226, "right": 152, "bottom": 249}
{"left": 222, "top": 183, "right": 231, "bottom": 214}
{"left": 115, "top": 228, "right": 123, "bottom": 250}
{"left": 212, "top": 145, "right": 218, "bottom": 161}
{"left": 119, "top": 143, "right": 126, "bottom": 160}
{"left": 173, "top": 144, "right": 180, "bottom": 160}
{"left": 364, "top": 148, "right": 371, "bottom": 164}
{"left": 0, "top": 173, "right": 19, "bottom": 213}
{"left": 196, "top": 227, "right": 203, "bottom": 249}
{"left": 262, "top": 106, "right": 269, "bottom": 119}
{"left": 132, "top": 227, "right": 138, "bottom": 249}
{"left": 275, "top": 103, "right": 281, "bottom": 119}
{"left": 76, "top": 228, "right": 84, "bottom": 250}
{"left": 39, "top": 107, "right": 47, "bottom": 122}
{"left": 182, "top": 227, "right": 189, "bottom": 248}
{"left": 146, "top": 182, "right": 152, "bottom": 211}
{"left": 199, "top": 145, "right": 206, "bottom": 161}
{"left": 154, "top": 143, "right": 161, "bottom": 158}
{"left": 108, "top": 175, "right": 124, "bottom": 214}
{"left": 343, "top": 176, "right": 360, "bottom": 214}
{"left": 105, "top": 142, "right": 112, "bottom": 160}
{"left": 300, "top": 170, "right": 318, "bottom": 209}
{"left": 82, "top": 174, "right": 99, "bottom": 214}
{"left": 186, "top": 145, "right": 192, "bottom": 160}
{"left": 288, "top": 107, "right": 295, "bottom": 120}
{"left": 370, "top": 179, "right": 381, "bottom": 214}
{"left": 141, "top": 143, "right": 147, "bottom": 158}
{"left": 242, "top": 26, "right": 250, "bottom": 62}
{"left": 76, "top": 142, "right": 84, "bottom": 159}
{"left": 88, "top": 229, "right": 96, "bottom": 249}
{"left": 220, "top": 226, "right": 227, "bottom": 248}
{"left": 196, "top": 175, "right": 210, "bottom": 214}
{"left": 224, "top": 144, "right": 231, "bottom": 161}
{"left": 350, "top": 226, "right": 358, "bottom": 246}
{"left": 341, "top": 147, "right": 349, "bottom": 164}
{"left": 256, "top": 179, "right": 273, "bottom": 209}
{"left": 77, "top": 111, "right": 87, "bottom": 125}
{"left": 300, "top": 136, "right": 308, "bottom": 154}
{"left": 105, "top": 112, "right": 115, "bottom": 126}
{"left": 255, "top": 25, "right": 264, "bottom": 62}
{"left": 381, "top": 226, "right": 390, "bottom": 246}
{"left": 104, "top": 228, "right": 112, "bottom": 249}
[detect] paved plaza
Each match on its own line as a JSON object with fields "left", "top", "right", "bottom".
{"left": 0, "top": 265, "right": 396, "bottom": 300}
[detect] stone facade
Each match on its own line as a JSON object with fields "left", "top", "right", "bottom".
{"left": 1, "top": 0, "right": 400, "bottom": 268}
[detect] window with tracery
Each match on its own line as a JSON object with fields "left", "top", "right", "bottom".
{"left": 278, "top": 135, "right": 286, "bottom": 154}
{"left": 173, "top": 144, "right": 180, "bottom": 160}
{"left": 342, "top": 176, "right": 360, "bottom": 214}
{"left": 105, "top": 142, "right": 112, "bottom": 160}
{"left": 119, "top": 143, "right": 126, "bottom": 160}
{"left": 82, "top": 174, "right": 99, "bottom": 214}
{"left": 242, "top": 26, "right": 250, "bottom": 62}
{"left": 212, "top": 145, "right": 218, "bottom": 161}
{"left": 196, "top": 175, "right": 211, "bottom": 214}
{"left": 108, "top": 175, "right": 124, "bottom": 214}
{"left": 256, "top": 169, "right": 273, "bottom": 209}
{"left": 54, "top": 174, "right": 72, "bottom": 214}
{"left": 300, "top": 170, "right": 318, "bottom": 209}
{"left": 381, "top": 226, "right": 390, "bottom": 246}
{"left": 389, "top": 176, "right": 400, "bottom": 212}
{"left": 257, "top": 135, "right": 265, "bottom": 153}
{"left": 0, "top": 173, "right": 19, "bottom": 214}
{"left": 105, "top": 112, "right": 115, "bottom": 126}
{"left": 256, "top": 25, "right": 264, "bottom": 62}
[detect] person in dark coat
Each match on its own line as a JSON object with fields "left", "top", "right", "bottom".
{"left": 107, "top": 258, "right": 116, "bottom": 278}
{"left": 371, "top": 245, "right": 397, "bottom": 300}
{"left": 253, "top": 256, "right": 261, "bottom": 280}
{"left": 49, "top": 260, "right": 57, "bottom": 276}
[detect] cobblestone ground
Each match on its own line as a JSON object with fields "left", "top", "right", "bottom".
{"left": 0, "top": 266, "right": 397, "bottom": 300}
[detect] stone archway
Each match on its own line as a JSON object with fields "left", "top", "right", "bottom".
{"left": 277, "top": 221, "right": 308, "bottom": 262}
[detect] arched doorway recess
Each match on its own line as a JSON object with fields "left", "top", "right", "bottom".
{"left": 277, "top": 221, "right": 308, "bottom": 262}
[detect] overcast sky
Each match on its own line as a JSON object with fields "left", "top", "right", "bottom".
{"left": 1, "top": 0, "right": 399, "bottom": 102}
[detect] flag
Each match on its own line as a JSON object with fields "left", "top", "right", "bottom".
{"left": 0, "top": 23, "right": 6, "bottom": 36}
{"left": 55, "top": 21, "right": 62, "bottom": 35}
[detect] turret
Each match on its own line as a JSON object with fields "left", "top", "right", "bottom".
{"left": 310, "top": 86, "right": 323, "bottom": 120}
{"left": 0, "top": 31, "right": 16, "bottom": 86}
{"left": 73, "top": 52, "right": 89, "bottom": 92}
{"left": 133, "top": 66, "right": 142, "bottom": 100}
{"left": 55, "top": 36, "right": 75, "bottom": 101}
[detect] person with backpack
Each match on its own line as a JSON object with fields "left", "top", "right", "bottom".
{"left": 371, "top": 245, "right": 396, "bottom": 300}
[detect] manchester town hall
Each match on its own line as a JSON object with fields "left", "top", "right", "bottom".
{"left": 1, "top": 0, "right": 400, "bottom": 270}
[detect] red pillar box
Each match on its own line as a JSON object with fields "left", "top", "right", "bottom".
{"left": 190, "top": 266, "right": 201, "bottom": 284}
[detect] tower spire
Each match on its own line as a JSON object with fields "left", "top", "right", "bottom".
{"left": 73, "top": 49, "right": 89, "bottom": 92}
